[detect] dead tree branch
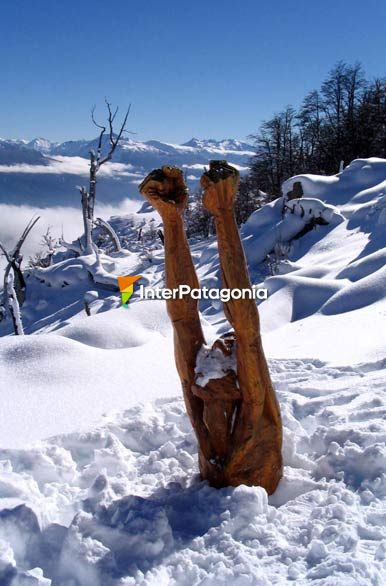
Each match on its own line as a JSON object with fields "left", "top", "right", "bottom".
{"left": 0, "top": 216, "right": 40, "bottom": 335}
{"left": 93, "top": 217, "right": 122, "bottom": 252}
{"left": 80, "top": 101, "right": 131, "bottom": 255}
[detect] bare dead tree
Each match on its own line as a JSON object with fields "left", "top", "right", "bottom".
{"left": 93, "top": 217, "right": 122, "bottom": 252}
{"left": 28, "top": 226, "right": 59, "bottom": 268}
{"left": 80, "top": 100, "right": 131, "bottom": 255}
{"left": 41, "top": 226, "right": 59, "bottom": 265}
{"left": 0, "top": 216, "right": 40, "bottom": 335}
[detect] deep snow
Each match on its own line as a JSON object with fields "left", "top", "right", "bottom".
{"left": 0, "top": 361, "right": 385, "bottom": 585}
{"left": 1, "top": 158, "right": 386, "bottom": 584}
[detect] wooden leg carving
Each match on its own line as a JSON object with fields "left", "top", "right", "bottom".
{"left": 139, "top": 163, "right": 283, "bottom": 494}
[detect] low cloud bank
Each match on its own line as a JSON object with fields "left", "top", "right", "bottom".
{"left": 0, "top": 199, "right": 140, "bottom": 270}
{"left": 0, "top": 156, "right": 140, "bottom": 178}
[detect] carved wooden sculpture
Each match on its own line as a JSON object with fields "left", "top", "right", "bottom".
{"left": 139, "top": 161, "right": 282, "bottom": 493}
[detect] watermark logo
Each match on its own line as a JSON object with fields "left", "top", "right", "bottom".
{"left": 118, "top": 276, "right": 268, "bottom": 305}
{"left": 118, "top": 275, "right": 142, "bottom": 307}
{"left": 139, "top": 284, "right": 268, "bottom": 302}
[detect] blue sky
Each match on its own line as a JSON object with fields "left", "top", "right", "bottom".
{"left": 1, "top": 0, "right": 385, "bottom": 143}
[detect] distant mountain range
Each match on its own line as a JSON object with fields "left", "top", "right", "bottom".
{"left": 0, "top": 137, "right": 255, "bottom": 206}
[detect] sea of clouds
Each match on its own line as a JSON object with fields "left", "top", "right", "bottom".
{"left": 0, "top": 199, "right": 140, "bottom": 271}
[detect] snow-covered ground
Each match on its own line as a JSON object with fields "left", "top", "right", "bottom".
{"left": 0, "top": 158, "right": 386, "bottom": 584}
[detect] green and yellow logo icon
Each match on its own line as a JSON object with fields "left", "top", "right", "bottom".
{"left": 118, "top": 275, "right": 141, "bottom": 307}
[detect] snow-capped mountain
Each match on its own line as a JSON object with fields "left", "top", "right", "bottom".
{"left": 0, "top": 139, "right": 48, "bottom": 166}
{"left": 0, "top": 136, "right": 254, "bottom": 206}
{"left": 26, "top": 137, "right": 55, "bottom": 154}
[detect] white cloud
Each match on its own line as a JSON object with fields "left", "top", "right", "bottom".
{"left": 0, "top": 199, "right": 140, "bottom": 272}
{"left": 0, "top": 156, "right": 141, "bottom": 179}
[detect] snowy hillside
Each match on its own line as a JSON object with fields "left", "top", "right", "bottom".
{"left": 0, "top": 158, "right": 386, "bottom": 584}
{"left": 0, "top": 137, "right": 254, "bottom": 206}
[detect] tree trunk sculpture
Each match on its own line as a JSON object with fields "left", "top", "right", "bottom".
{"left": 139, "top": 161, "right": 283, "bottom": 493}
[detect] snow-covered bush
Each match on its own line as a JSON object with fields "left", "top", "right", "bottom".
{"left": 241, "top": 196, "right": 343, "bottom": 268}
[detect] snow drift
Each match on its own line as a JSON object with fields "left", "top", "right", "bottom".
{"left": 1, "top": 158, "right": 386, "bottom": 584}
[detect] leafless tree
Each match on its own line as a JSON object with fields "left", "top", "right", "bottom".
{"left": 28, "top": 226, "right": 59, "bottom": 268}
{"left": 41, "top": 226, "right": 59, "bottom": 265}
{"left": 78, "top": 100, "right": 131, "bottom": 255}
{"left": 0, "top": 216, "right": 40, "bottom": 335}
